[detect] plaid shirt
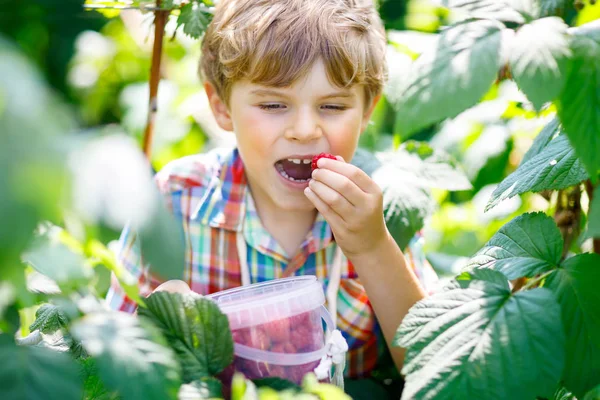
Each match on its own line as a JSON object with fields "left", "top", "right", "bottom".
{"left": 106, "top": 147, "right": 438, "bottom": 378}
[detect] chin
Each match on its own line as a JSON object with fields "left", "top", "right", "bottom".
{"left": 272, "top": 192, "right": 315, "bottom": 212}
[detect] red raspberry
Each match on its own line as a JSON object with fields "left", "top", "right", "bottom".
{"left": 262, "top": 318, "right": 291, "bottom": 344}
{"left": 231, "top": 328, "right": 250, "bottom": 345}
{"left": 311, "top": 153, "right": 336, "bottom": 171}
{"left": 249, "top": 327, "right": 271, "bottom": 351}
{"left": 271, "top": 343, "right": 298, "bottom": 354}
{"left": 290, "top": 325, "right": 314, "bottom": 351}
{"left": 289, "top": 311, "right": 311, "bottom": 326}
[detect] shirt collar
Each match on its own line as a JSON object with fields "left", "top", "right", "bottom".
{"left": 192, "top": 148, "right": 334, "bottom": 257}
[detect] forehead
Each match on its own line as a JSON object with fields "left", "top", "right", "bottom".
{"left": 232, "top": 59, "right": 363, "bottom": 100}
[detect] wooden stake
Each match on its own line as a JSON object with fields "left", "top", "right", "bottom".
{"left": 142, "top": 1, "right": 169, "bottom": 161}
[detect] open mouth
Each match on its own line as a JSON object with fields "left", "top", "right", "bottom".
{"left": 275, "top": 157, "right": 313, "bottom": 182}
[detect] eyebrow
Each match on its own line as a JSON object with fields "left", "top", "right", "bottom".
{"left": 250, "top": 89, "right": 355, "bottom": 100}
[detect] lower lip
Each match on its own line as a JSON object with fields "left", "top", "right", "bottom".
{"left": 274, "top": 166, "right": 311, "bottom": 190}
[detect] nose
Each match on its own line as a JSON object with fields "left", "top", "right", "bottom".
{"left": 285, "top": 106, "right": 322, "bottom": 142}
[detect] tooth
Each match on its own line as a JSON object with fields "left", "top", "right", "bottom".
{"left": 288, "top": 158, "right": 301, "bottom": 164}
{"left": 302, "top": 159, "right": 311, "bottom": 164}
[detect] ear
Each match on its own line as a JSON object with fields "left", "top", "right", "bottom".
{"left": 204, "top": 81, "right": 234, "bottom": 131}
{"left": 360, "top": 94, "right": 381, "bottom": 133}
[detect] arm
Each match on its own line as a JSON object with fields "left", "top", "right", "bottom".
{"left": 305, "top": 156, "right": 428, "bottom": 373}
{"left": 346, "top": 232, "right": 426, "bottom": 372}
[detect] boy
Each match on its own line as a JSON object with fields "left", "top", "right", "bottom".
{"left": 107, "top": 0, "right": 438, "bottom": 382}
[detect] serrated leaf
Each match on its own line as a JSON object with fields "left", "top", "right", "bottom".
{"left": 379, "top": 182, "right": 434, "bottom": 250}
{"left": 545, "top": 253, "right": 600, "bottom": 398}
{"left": 456, "top": 268, "right": 510, "bottom": 290}
{"left": 466, "top": 212, "right": 562, "bottom": 280}
{"left": 22, "top": 234, "right": 93, "bottom": 292}
{"left": 178, "top": 377, "right": 223, "bottom": 399}
{"left": 393, "top": 20, "right": 504, "bottom": 138}
{"left": 589, "top": 186, "right": 600, "bottom": 238}
{"left": 29, "top": 303, "right": 69, "bottom": 334}
{"left": 353, "top": 143, "right": 469, "bottom": 249}
{"left": 71, "top": 312, "right": 181, "bottom": 400}
{"left": 81, "top": 358, "right": 119, "bottom": 400}
{"left": 557, "top": 34, "right": 600, "bottom": 180}
{"left": 442, "top": 0, "right": 525, "bottom": 23}
{"left": 380, "top": 141, "right": 472, "bottom": 191}
{"left": 487, "top": 135, "right": 588, "bottom": 211}
{"left": 0, "top": 334, "right": 83, "bottom": 400}
{"left": 521, "top": 118, "right": 560, "bottom": 165}
{"left": 178, "top": 2, "right": 211, "bottom": 39}
{"left": 396, "top": 280, "right": 564, "bottom": 400}
{"left": 138, "top": 292, "right": 234, "bottom": 381}
{"left": 510, "top": 17, "right": 571, "bottom": 110}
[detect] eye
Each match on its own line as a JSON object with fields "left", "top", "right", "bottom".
{"left": 321, "top": 104, "right": 347, "bottom": 111}
{"left": 258, "top": 103, "right": 286, "bottom": 111}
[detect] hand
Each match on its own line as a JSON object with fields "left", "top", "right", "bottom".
{"left": 304, "top": 156, "right": 388, "bottom": 259}
{"left": 153, "top": 279, "right": 194, "bottom": 294}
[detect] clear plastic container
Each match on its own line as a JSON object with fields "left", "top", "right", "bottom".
{"left": 207, "top": 276, "right": 333, "bottom": 385}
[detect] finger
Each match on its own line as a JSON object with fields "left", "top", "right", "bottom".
{"left": 308, "top": 178, "right": 354, "bottom": 216}
{"left": 311, "top": 168, "right": 363, "bottom": 206}
{"left": 304, "top": 186, "right": 346, "bottom": 226}
{"left": 316, "top": 157, "right": 377, "bottom": 193}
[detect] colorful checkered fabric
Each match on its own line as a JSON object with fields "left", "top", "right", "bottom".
{"left": 106, "top": 147, "right": 439, "bottom": 377}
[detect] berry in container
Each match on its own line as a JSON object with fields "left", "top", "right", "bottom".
{"left": 207, "top": 276, "right": 334, "bottom": 386}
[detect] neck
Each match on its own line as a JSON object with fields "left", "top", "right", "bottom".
{"left": 248, "top": 188, "right": 317, "bottom": 258}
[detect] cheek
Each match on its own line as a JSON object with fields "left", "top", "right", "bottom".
{"left": 326, "top": 114, "right": 363, "bottom": 158}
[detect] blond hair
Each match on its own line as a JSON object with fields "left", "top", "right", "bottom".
{"left": 199, "top": 0, "right": 387, "bottom": 108}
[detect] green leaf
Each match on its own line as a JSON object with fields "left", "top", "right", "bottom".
{"left": 466, "top": 212, "right": 562, "bottom": 280}
{"left": 380, "top": 183, "right": 434, "bottom": 250}
{"left": 510, "top": 17, "right": 571, "bottom": 111}
{"left": 553, "top": 386, "right": 577, "bottom": 400}
{"left": 584, "top": 383, "right": 600, "bottom": 400}
{"left": 22, "top": 233, "right": 93, "bottom": 292}
{"left": 545, "top": 253, "right": 600, "bottom": 398}
{"left": 456, "top": 268, "right": 510, "bottom": 291}
{"left": 486, "top": 135, "right": 589, "bottom": 211}
{"left": 29, "top": 303, "right": 69, "bottom": 334}
{"left": 441, "top": 0, "right": 525, "bottom": 23}
{"left": 138, "top": 291, "right": 234, "bottom": 381}
{"left": 589, "top": 186, "right": 600, "bottom": 238}
{"left": 178, "top": 2, "right": 211, "bottom": 39}
{"left": 253, "top": 377, "right": 301, "bottom": 392}
{"left": 557, "top": 33, "right": 600, "bottom": 180}
{"left": 0, "top": 334, "right": 83, "bottom": 400}
{"left": 0, "top": 38, "right": 73, "bottom": 270}
{"left": 520, "top": 118, "right": 560, "bottom": 165}
{"left": 352, "top": 143, "right": 470, "bottom": 250}
{"left": 80, "top": 358, "right": 119, "bottom": 400}
{"left": 393, "top": 19, "right": 504, "bottom": 138}
{"left": 380, "top": 141, "right": 473, "bottom": 191}
{"left": 396, "top": 280, "right": 565, "bottom": 400}
{"left": 139, "top": 193, "right": 185, "bottom": 282}
{"left": 0, "top": 282, "right": 15, "bottom": 320}
{"left": 179, "top": 377, "right": 224, "bottom": 399}
{"left": 71, "top": 312, "right": 181, "bottom": 400}
{"left": 540, "top": 0, "right": 568, "bottom": 17}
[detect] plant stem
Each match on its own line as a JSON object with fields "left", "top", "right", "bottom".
{"left": 521, "top": 270, "right": 555, "bottom": 291}
{"left": 142, "top": 1, "right": 169, "bottom": 161}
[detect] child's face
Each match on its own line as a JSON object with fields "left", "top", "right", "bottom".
{"left": 208, "top": 59, "right": 377, "bottom": 213}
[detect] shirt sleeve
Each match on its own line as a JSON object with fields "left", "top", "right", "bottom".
{"left": 404, "top": 231, "right": 440, "bottom": 295}
{"left": 104, "top": 225, "right": 155, "bottom": 313}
